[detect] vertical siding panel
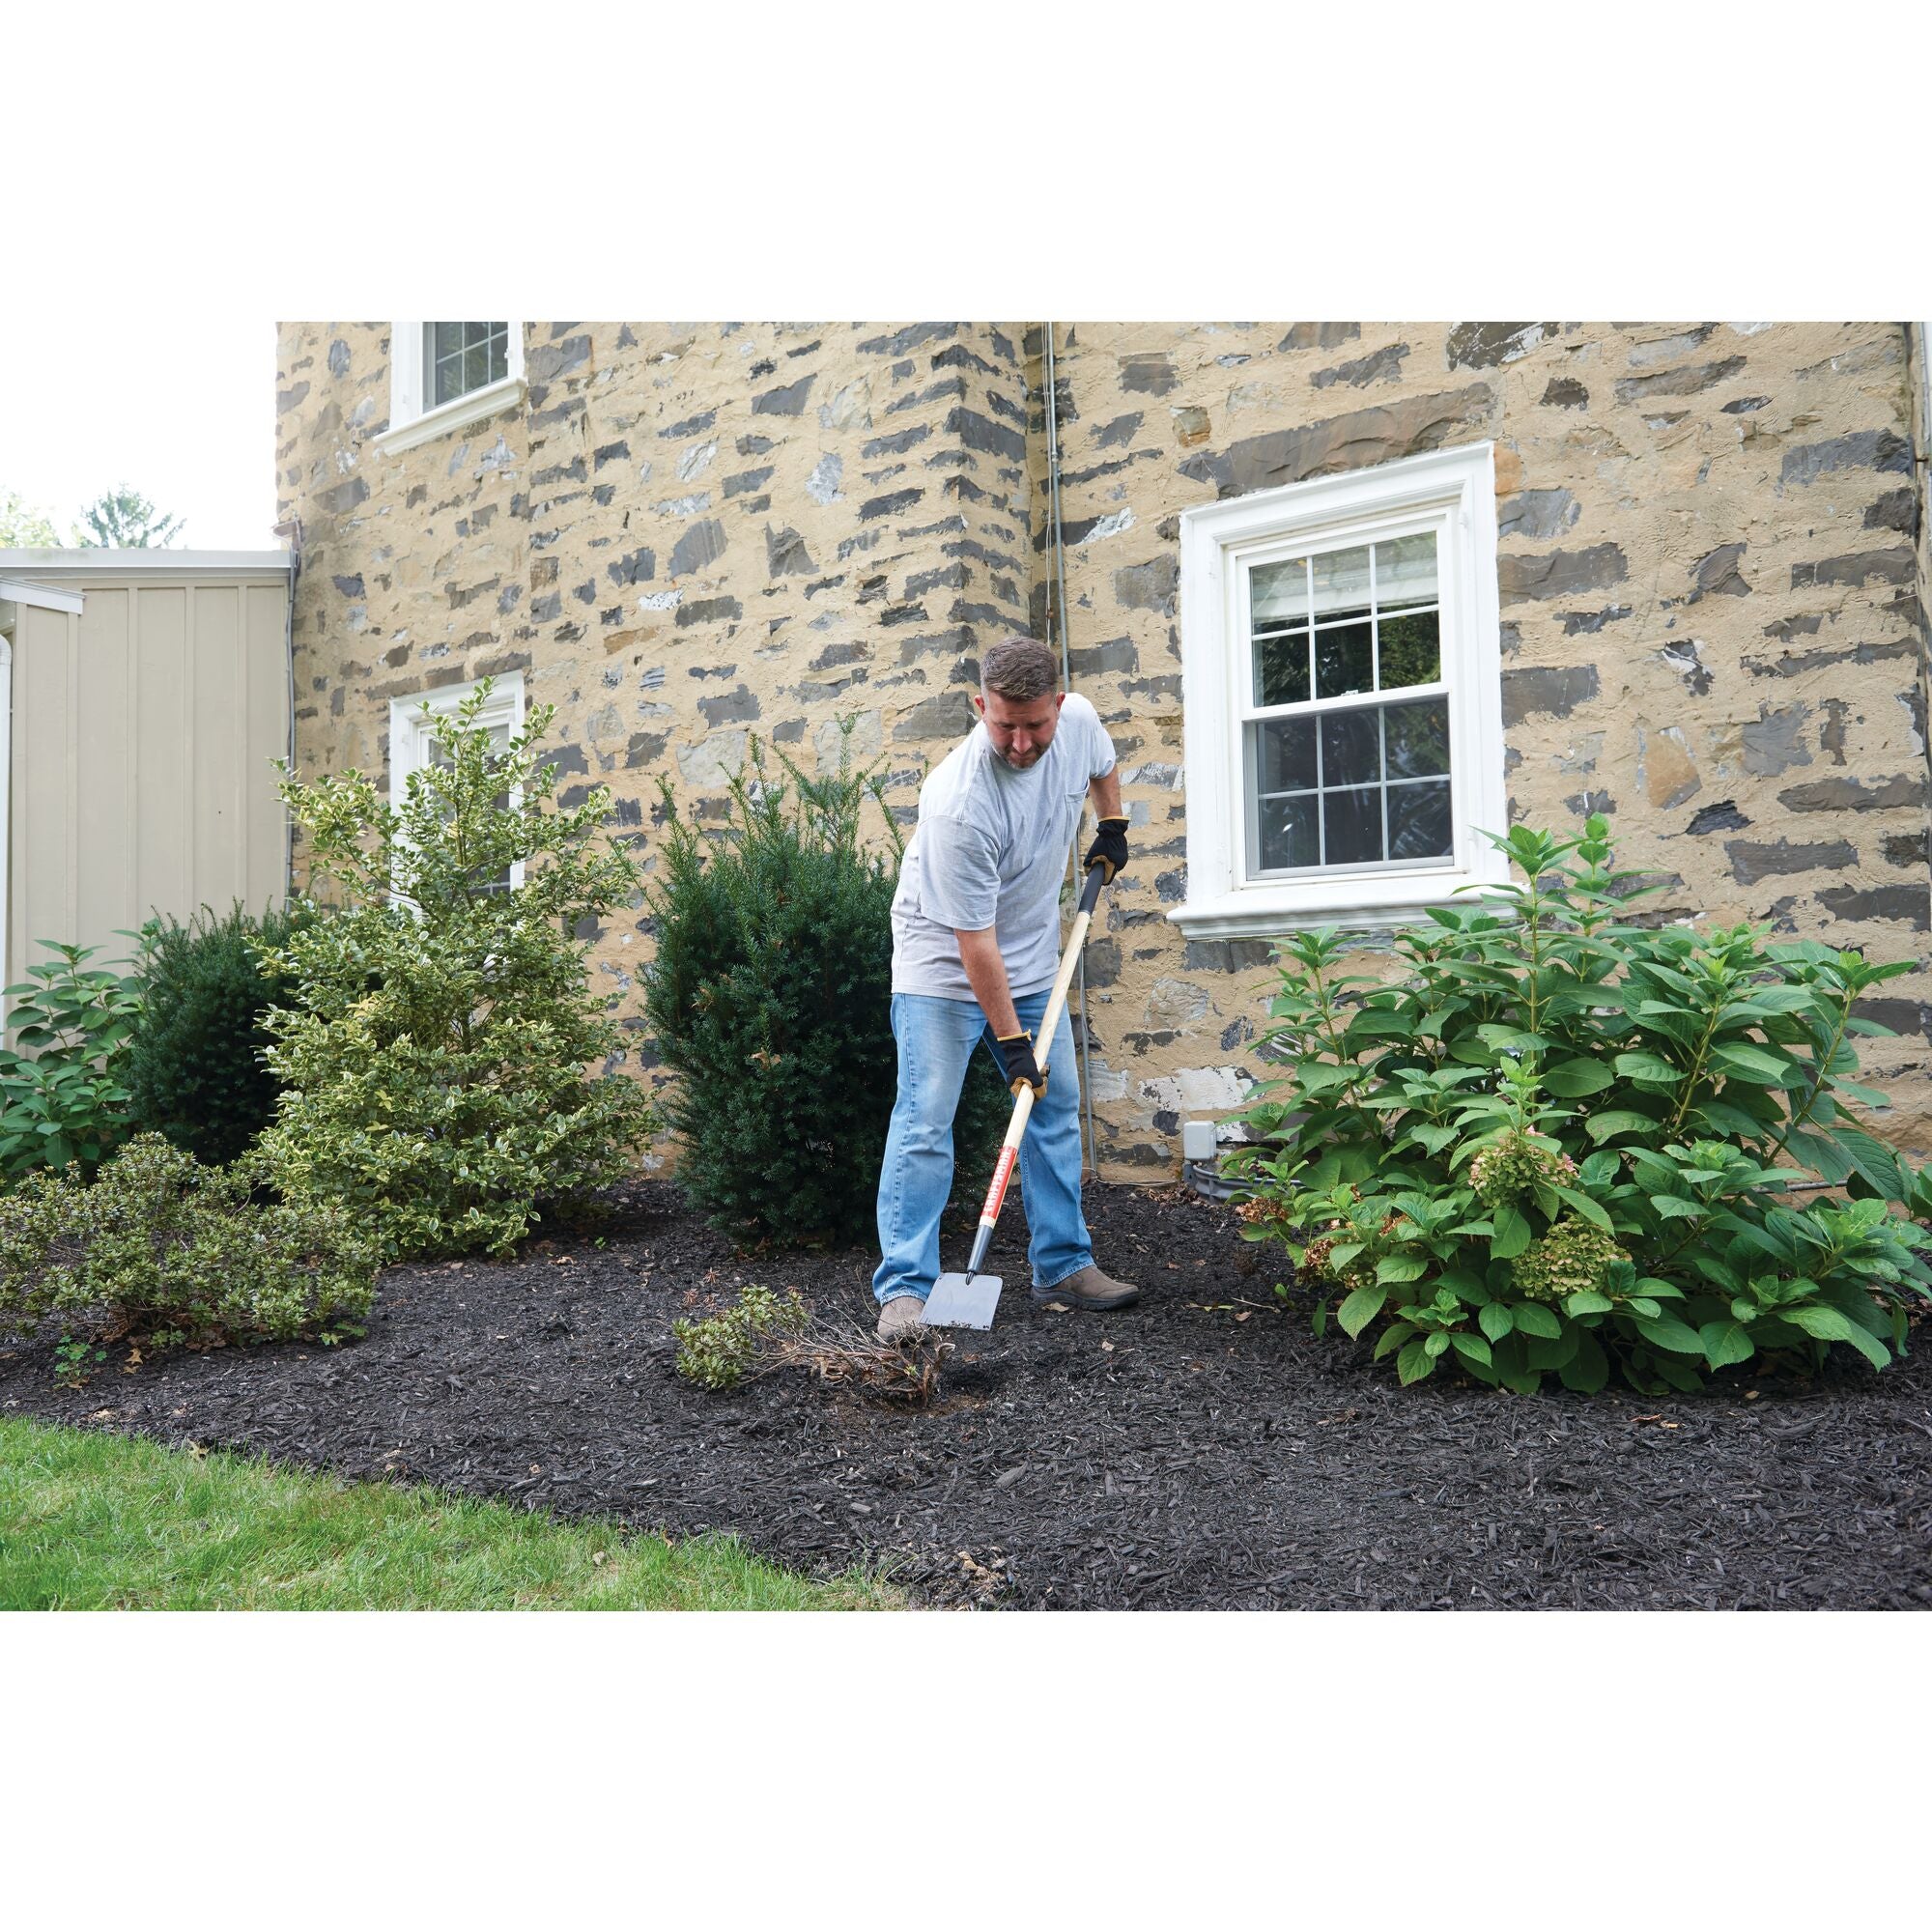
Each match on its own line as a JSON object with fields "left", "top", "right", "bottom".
{"left": 17, "top": 603, "right": 75, "bottom": 984}
{"left": 136, "top": 583, "right": 189, "bottom": 926}
{"left": 192, "top": 582, "right": 242, "bottom": 909}
{"left": 127, "top": 580, "right": 140, "bottom": 928}
{"left": 243, "top": 582, "right": 288, "bottom": 908}
{"left": 75, "top": 586, "right": 132, "bottom": 956}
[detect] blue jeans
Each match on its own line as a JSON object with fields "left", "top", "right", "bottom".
{"left": 872, "top": 989, "right": 1094, "bottom": 1305}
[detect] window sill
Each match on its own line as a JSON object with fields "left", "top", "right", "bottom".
{"left": 372, "top": 376, "right": 526, "bottom": 456}
{"left": 1166, "top": 868, "right": 1500, "bottom": 939}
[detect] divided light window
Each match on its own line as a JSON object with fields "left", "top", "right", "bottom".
{"left": 1242, "top": 529, "right": 1451, "bottom": 877}
{"left": 389, "top": 673, "right": 526, "bottom": 900}
{"left": 428, "top": 322, "right": 510, "bottom": 407}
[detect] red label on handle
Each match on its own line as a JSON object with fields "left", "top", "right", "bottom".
{"left": 980, "top": 1144, "right": 1018, "bottom": 1225}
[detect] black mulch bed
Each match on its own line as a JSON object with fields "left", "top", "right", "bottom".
{"left": 6, "top": 1181, "right": 1931, "bottom": 1610}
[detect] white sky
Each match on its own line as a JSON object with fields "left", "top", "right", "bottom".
{"left": 0, "top": 311, "right": 278, "bottom": 551}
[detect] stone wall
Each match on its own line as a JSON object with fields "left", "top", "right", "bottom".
{"left": 275, "top": 321, "right": 1932, "bottom": 1178}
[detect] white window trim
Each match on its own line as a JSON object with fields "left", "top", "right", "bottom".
{"left": 388, "top": 672, "right": 526, "bottom": 895}
{"left": 372, "top": 321, "right": 526, "bottom": 456}
{"left": 1171, "top": 440, "right": 1509, "bottom": 940}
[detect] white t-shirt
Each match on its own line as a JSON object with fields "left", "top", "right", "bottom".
{"left": 890, "top": 692, "right": 1118, "bottom": 1002}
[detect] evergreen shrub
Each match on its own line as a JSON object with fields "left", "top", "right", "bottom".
{"left": 125, "top": 901, "right": 306, "bottom": 1166}
{"left": 253, "top": 680, "right": 657, "bottom": 1260}
{"left": 0, "top": 1133, "right": 377, "bottom": 1350}
{"left": 1231, "top": 816, "right": 1932, "bottom": 1395}
{"left": 643, "top": 732, "right": 1009, "bottom": 1249}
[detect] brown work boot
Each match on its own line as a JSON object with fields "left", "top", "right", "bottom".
{"left": 1032, "top": 1264, "right": 1141, "bottom": 1311}
{"left": 876, "top": 1294, "right": 927, "bottom": 1343}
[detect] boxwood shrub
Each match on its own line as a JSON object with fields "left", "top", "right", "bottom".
{"left": 1230, "top": 816, "right": 1932, "bottom": 1395}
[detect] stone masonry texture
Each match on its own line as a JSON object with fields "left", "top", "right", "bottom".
{"left": 275, "top": 322, "right": 1932, "bottom": 1178}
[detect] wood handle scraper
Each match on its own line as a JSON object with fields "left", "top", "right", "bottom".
{"left": 921, "top": 861, "right": 1108, "bottom": 1330}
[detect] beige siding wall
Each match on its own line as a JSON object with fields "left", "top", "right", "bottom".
{"left": 7, "top": 571, "right": 291, "bottom": 990}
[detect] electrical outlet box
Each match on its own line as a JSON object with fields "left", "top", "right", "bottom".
{"left": 1181, "top": 1120, "right": 1217, "bottom": 1161}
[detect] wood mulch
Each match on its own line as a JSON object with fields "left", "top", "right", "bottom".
{"left": 4, "top": 1180, "right": 1929, "bottom": 1610}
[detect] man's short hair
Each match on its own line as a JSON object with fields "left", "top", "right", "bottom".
{"left": 980, "top": 636, "right": 1061, "bottom": 702}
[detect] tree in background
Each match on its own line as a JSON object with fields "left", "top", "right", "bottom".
{"left": 72, "top": 485, "right": 185, "bottom": 549}
{"left": 0, "top": 488, "right": 62, "bottom": 547}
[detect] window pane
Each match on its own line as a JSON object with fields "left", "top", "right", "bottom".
{"left": 486, "top": 330, "right": 508, "bottom": 384}
{"left": 1320, "top": 708, "right": 1380, "bottom": 787}
{"left": 1254, "top": 629, "right": 1311, "bottom": 707}
{"left": 1383, "top": 697, "right": 1450, "bottom": 778}
{"left": 1388, "top": 779, "right": 1454, "bottom": 860}
{"left": 462, "top": 344, "right": 487, "bottom": 393}
{"left": 1250, "top": 555, "right": 1308, "bottom": 627}
{"left": 1311, "top": 545, "right": 1372, "bottom": 622}
{"left": 1378, "top": 531, "right": 1437, "bottom": 609}
{"left": 1257, "top": 794, "right": 1320, "bottom": 871}
{"left": 1252, "top": 716, "right": 1316, "bottom": 793}
{"left": 434, "top": 322, "right": 464, "bottom": 358}
{"left": 1377, "top": 611, "right": 1440, "bottom": 690}
{"left": 1323, "top": 786, "right": 1384, "bottom": 866}
{"left": 1315, "top": 621, "right": 1373, "bottom": 699}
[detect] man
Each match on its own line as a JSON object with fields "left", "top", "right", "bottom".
{"left": 873, "top": 635, "right": 1142, "bottom": 1341}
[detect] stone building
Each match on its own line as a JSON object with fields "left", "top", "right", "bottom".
{"left": 272, "top": 321, "right": 1932, "bottom": 1174}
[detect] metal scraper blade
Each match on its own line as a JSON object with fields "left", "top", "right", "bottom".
{"left": 923, "top": 1271, "right": 1003, "bottom": 1330}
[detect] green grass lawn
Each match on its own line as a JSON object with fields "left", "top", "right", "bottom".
{"left": 0, "top": 1417, "right": 899, "bottom": 1610}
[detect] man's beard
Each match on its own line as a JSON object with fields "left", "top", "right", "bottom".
{"left": 998, "top": 744, "right": 1044, "bottom": 769}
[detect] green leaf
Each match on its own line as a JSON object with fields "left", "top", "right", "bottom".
{"left": 1634, "top": 1313, "right": 1705, "bottom": 1355}
{"left": 1490, "top": 1203, "right": 1531, "bottom": 1261}
{"left": 1396, "top": 1338, "right": 1435, "bottom": 1385}
{"left": 1376, "top": 1253, "right": 1428, "bottom": 1285}
{"left": 1337, "top": 1282, "right": 1389, "bottom": 1340}
{"left": 1626, "top": 1296, "right": 1662, "bottom": 1320}
{"left": 1424, "top": 1331, "right": 1451, "bottom": 1358}
{"left": 1478, "top": 1301, "right": 1514, "bottom": 1343}
{"left": 1559, "top": 1329, "right": 1609, "bottom": 1393}
{"left": 1699, "top": 1320, "right": 1756, "bottom": 1371}
{"left": 1545, "top": 1058, "right": 1614, "bottom": 1096}
{"left": 1512, "top": 1301, "right": 1563, "bottom": 1339}
{"left": 1564, "top": 1290, "right": 1614, "bottom": 1317}
{"left": 1613, "top": 1050, "right": 1684, "bottom": 1085}
{"left": 1585, "top": 1110, "right": 1660, "bottom": 1144}
{"left": 1709, "top": 1041, "right": 1794, "bottom": 1085}
{"left": 1785, "top": 1304, "right": 1891, "bottom": 1370}
{"left": 1450, "top": 1331, "right": 1493, "bottom": 1368}
{"left": 1372, "top": 1322, "right": 1417, "bottom": 1361}
{"left": 1649, "top": 1195, "right": 1702, "bottom": 1221}
{"left": 1553, "top": 1186, "right": 1613, "bottom": 1233}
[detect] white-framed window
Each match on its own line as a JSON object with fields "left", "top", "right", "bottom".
{"left": 388, "top": 672, "right": 526, "bottom": 896}
{"left": 373, "top": 320, "right": 526, "bottom": 456}
{"left": 1172, "top": 440, "right": 1509, "bottom": 938}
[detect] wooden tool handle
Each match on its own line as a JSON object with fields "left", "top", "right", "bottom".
{"left": 968, "top": 865, "right": 1106, "bottom": 1264}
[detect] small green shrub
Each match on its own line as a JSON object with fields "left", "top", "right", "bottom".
{"left": 125, "top": 901, "right": 307, "bottom": 1166}
{"left": 0, "top": 940, "right": 147, "bottom": 1184}
{"left": 253, "top": 680, "right": 657, "bottom": 1260}
{"left": 0, "top": 1133, "right": 378, "bottom": 1353}
{"left": 672, "top": 1284, "right": 810, "bottom": 1390}
{"left": 1232, "top": 816, "right": 1932, "bottom": 1395}
{"left": 642, "top": 729, "right": 1009, "bottom": 1249}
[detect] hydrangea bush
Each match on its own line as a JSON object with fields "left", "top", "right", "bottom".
{"left": 1231, "top": 817, "right": 1932, "bottom": 1395}
{"left": 0, "top": 940, "right": 146, "bottom": 1184}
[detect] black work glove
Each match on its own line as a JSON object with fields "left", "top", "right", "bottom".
{"left": 994, "top": 1030, "right": 1047, "bottom": 1100}
{"left": 1083, "top": 815, "right": 1130, "bottom": 884}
